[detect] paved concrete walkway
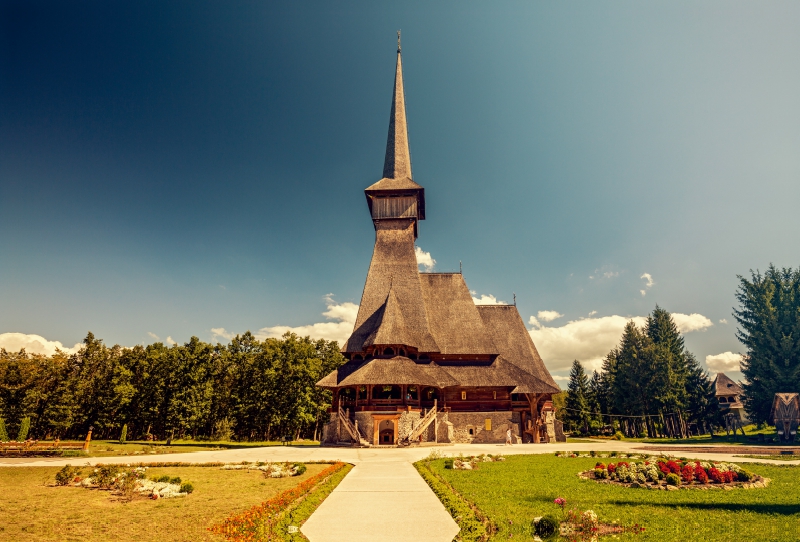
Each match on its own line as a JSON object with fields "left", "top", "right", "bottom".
{"left": 2, "top": 441, "right": 797, "bottom": 542}
{"left": 300, "top": 460, "right": 458, "bottom": 542}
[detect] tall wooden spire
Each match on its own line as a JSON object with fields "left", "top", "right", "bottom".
{"left": 382, "top": 33, "right": 412, "bottom": 181}
{"left": 364, "top": 36, "right": 426, "bottom": 237}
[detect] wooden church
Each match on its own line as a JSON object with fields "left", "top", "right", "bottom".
{"left": 318, "top": 39, "right": 561, "bottom": 446}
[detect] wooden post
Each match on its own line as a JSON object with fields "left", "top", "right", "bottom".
{"left": 434, "top": 399, "right": 438, "bottom": 443}
{"left": 83, "top": 426, "right": 93, "bottom": 451}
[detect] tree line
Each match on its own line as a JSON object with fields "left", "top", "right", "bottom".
{"left": 563, "top": 266, "right": 800, "bottom": 437}
{"left": 0, "top": 331, "right": 344, "bottom": 442}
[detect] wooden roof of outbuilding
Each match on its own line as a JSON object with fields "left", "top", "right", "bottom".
{"left": 713, "top": 372, "right": 743, "bottom": 396}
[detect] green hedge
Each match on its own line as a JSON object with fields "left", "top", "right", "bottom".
{"left": 414, "top": 461, "right": 492, "bottom": 542}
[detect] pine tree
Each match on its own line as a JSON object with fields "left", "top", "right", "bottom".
{"left": 119, "top": 424, "right": 127, "bottom": 444}
{"left": 735, "top": 266, "right": 800, "bottom": 423}
{"left": 564, "top": 360, "right": 591, "bottom": 434}
{"left": 0, "top": 417, "right": 8, "bottom": 442}
{"left": 17, "top": 417, "right": 31, "bottom": 441}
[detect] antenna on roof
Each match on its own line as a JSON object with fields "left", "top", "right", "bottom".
{"left": 397, "top": 30, "right": 401, "bottom": 52}
{"left": 513, "top": 292, "right": 516, "bottom": 306}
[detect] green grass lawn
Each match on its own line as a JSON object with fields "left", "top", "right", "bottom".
{"left": 0, "top": 463, "right": 331, "bottom": 541}
{"left": 426, "top": 454, "right": 800, "bottom": 541}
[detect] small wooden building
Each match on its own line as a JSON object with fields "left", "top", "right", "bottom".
{"left": 712, "top": 372, "right": 747, "bottom": 422}
{"left": 317, "top": 40, "right": 560, "bottom": 446}
{"left": 769, "top": 393, "right": 799, "bottom": 442}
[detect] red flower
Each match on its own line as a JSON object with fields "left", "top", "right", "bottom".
{"left": 607, "top": 463, "right": 616, "bottom": 473}
{"left": 680, "top": 465, "right": 694, "bottom": 484}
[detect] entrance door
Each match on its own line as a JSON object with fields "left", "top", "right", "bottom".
{"left": 378, "top": 419, "right": 395, "bottom": 444}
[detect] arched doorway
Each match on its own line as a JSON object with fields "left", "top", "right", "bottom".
{"left": 378, "top": 419, "right": 396, "bottom": 444}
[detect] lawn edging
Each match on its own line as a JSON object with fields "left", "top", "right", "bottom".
{"left": 210, "top": 461, "right": 352, "bottom": 541}
{"left": 414, "top": 460, "right": 494, "bottom": 542}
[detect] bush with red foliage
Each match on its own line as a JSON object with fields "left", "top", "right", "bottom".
{"left": 708, "top": 467, "right": 724, "bottom": 484}
{"left": 595, "top": 462, "right": 606, "bottom": 470}
{"left": 694, "top": 465, "right": 709, "bottom": 484}
{"left": 607, "top": 463, "right": 616, "bottom": 474}
{"left": 723, "top": 470, "right": 737, "bottom": 483}
{"left": 680, "top": 465, "right": 694, "bottom": 484}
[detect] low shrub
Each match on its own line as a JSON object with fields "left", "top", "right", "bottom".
{"left": 169, "top": 476, "right": 182, "bottom": 484}
{"left": 153, "top": 475, "right": 171, "bottom": 483}
{"left": 533, "top": 515, "right": 559, "bottom": 540}
{"left": 666, "top": 473, "right": 681, "bottom": 486}
{"left": 680, "top": 465, "right": 694, "bottom": 484}
{"left": 444, "top": 458, "right": 454, "bottom": 469}
{"left": 613, "top": 431, "right": 624, "bottom": 440}
{"left": 293, "top": 463, "right": 307, "bottom": 475}
{"left": 95, "top": 465, "right": 121, "bottom": 488}
{"left": 738, "top": 470, "right": 754, "bottom": 482}
{"left": 180, "top": 482, "right": 194, "bottom": 494}
{"left": 55, "top": 464, "right": 80, "bottom": 486}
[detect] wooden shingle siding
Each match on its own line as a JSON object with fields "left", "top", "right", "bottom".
{"left": 371, "top": 196, "right": 417, "bottom": 219}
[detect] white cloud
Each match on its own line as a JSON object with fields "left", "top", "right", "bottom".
{"left": 552, "top": 375, "right": 570, "bottom": 382}
{"left": 588, "top": 311, "right": 597, "bottom": 317}
{"left": 671, "top": 313, "right": 714, "bottom": 333}
{"left": 0, "top": 333, "right": 82, "bottom": 356}
{"left": 529, "top": 311, "right": 713, "bottom": 373}
{"left": 537, "top": 310, "right": 564, "bottom": 322}
{"left": 255, "top": 294, "right": 359, "bottom": 346}
{"left": 640, "top": 273, "right": 655, "bottom": 296}
{"left": 147, "top": 332, "right": 160, "bottom": 340}
{"left": 719, "top": 319, "right": 728, "bottom": 324}
{"left": 472, "top": 293, "right": 506, "bottom": 305}
{"left": 166, "top": 336, "right": 177, "bottom": 345}
{"left": 705, "top": 352, "right": 743, "bottom": 373}
{"left": 210, "top": 328, "right": 235, "bottom": 341}
{"left": 415, "top": 246, "right": 436, "bottom": 271}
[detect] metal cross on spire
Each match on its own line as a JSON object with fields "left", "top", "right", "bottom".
{"left": 397, "top": 30, "right": 401, "bottom": 52}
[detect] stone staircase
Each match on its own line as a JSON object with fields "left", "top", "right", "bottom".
{"left": 338, "top": 408, "right": 371, "bottom": 447}
{"left": 403, "top": 400, "right": 438, "bottom": 445}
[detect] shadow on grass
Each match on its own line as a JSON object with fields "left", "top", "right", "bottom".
{"left": 609, "top": 500, "right": 800, "bottom": 515}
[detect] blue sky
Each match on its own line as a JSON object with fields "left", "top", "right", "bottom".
{"left": 2, "top": 1, "right": 799, "bottom": 383}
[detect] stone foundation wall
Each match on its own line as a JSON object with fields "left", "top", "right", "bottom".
{"left": 353, "top": 411, "right": 374, "bottom": 443}
{"left": 321, "top": 412, "right": 338, "bottom": 444}
{"left": 447, "top": 411, "right": 520, "bottom": 444}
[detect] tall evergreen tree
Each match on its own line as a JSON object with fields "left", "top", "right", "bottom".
{"left": 564, "top": 360, "right": 591, "bottom": 434}
{"left": 735, "top": 265, "right": 800, "bottom": 423}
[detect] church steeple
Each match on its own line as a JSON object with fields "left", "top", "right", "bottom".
{"left": 382, "top": 32, "right": 412, "bottom": 181}
{"left": 365, "top": 34, "right": 426, "bottom": 238}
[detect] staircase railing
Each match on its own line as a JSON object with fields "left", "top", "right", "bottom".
{"left": 406, "top": 400, "right": 437, "bottom": 443}
{"left": 338, "top": 407, "right": 368, "bottom": 446}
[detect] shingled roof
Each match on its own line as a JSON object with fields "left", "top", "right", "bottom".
{"left": 363, "top": 285, "right": 414, "bottom": 348}
{"left": 477, "top": 304, "right": 559, "bottom": 390}
{"left": 713, "top": 372, "right": 743, "bottom": 396}
{"left": 419, "top": 273, "right": 497, "bottom": 355}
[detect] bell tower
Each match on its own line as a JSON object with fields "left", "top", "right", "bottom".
{"left": 364, "top": 31, "right": 426, "bottom": 239}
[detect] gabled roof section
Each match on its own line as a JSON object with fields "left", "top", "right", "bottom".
{"left": 418, "top": 273, "right": 498, "bottom": 355}
{"left": 476, "top": 304, "right": 559, "bottom": 389}
{"left": 713, "top": 372, "right": 743, "bottom": 396}
{"left": 343, "top": 220, "right": 439, "bottom": 354}
{"left": 363, "top": 285, "right": 414, "bottom": 348}
{"left": 316, "top": 356, "right": 456, "bottom": 388}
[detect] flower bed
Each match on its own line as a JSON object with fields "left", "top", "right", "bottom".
{"left": 582, "top": 458, "right": 768, "bottom": 490}
{"left": 209, "top": 462, "right": 347, "bottom": 541}
{"left": 56, "top": 464, "right": 194, "bottom": 499}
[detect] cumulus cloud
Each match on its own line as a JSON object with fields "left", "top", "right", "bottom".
{"left": 0, "top": 333, "right": 82, "bottom": 355}
{"left": 706, "top": 352, "right": 743, "bottom": 373}
{"left": 415, "top": 246, "right": 436, "bottom": 271}
{"left": 255, "top": 294, "right": 359, "bottom": 346}
{"left": 529, "top": 311, "right": 713, "bottom": 373}
{"left": 147, "top": 332, "right": 160, "bottom": 340}
{"left": 671, "top": 313, "right": 713, "bottom": 333}
{"left": 719, "top": 319, "right": 728, "bottom": 324}
{"left": 471, "top": 293, "right": 506, "bottom": 305}
{"left": 537, "top": 310, "right": 564, "bottom": 322}
{"left": 166, "top": 336, "right": 177, "bottom": 345}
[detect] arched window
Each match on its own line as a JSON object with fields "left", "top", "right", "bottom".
{"left": 408, "top": 353, "right": 418, "bottom": 361}
{"left": 383, "top": 347, "right": 395, "bottom": 356}
{"left": 399, "top": 348, "right": 406, "bottom": 357}
{"left": 407, "top": 386, "right": 418, "bottom": 400}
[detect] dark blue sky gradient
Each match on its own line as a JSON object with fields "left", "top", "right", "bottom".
{"left": 2, "top": 1, "right": 799, "bottom": 377}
